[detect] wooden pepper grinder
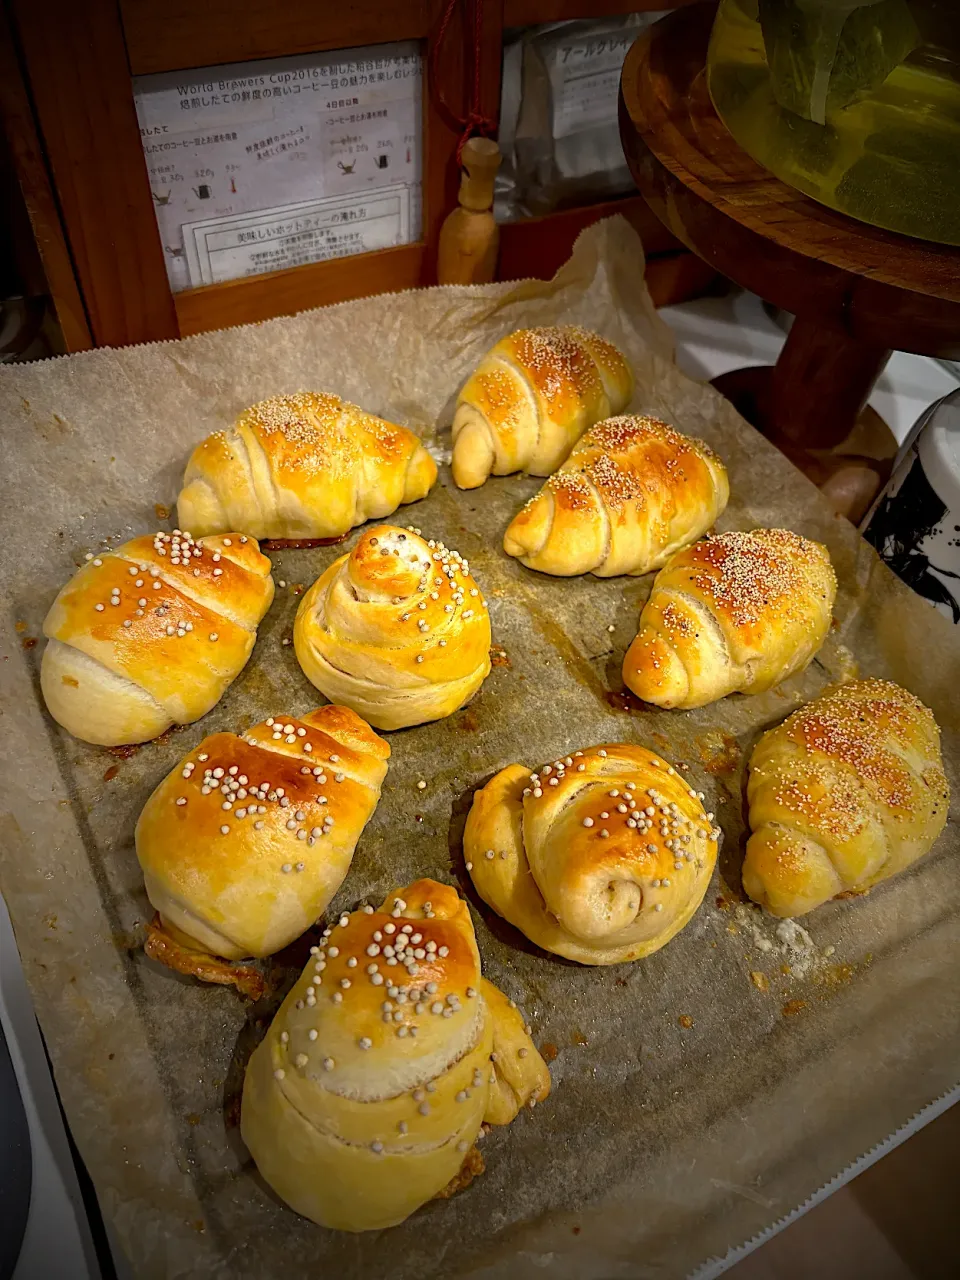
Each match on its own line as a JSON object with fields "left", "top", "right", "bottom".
{"left": 437, "top": 137, "right": 501, "bottom": 285}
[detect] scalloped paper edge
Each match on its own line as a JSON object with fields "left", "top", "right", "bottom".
{"left": 689, "top": 1082, "right": 960, "bottom": 1279}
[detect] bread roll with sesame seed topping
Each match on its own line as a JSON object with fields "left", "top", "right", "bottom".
{"left": 465, "top": 745, "right": 719, "bottom": 964}
{"left": 451, "top": 326, "right": 633, "bottom": 489}
{"left": 294, "top": 525, "right": 492, "bottom": 730}
{"left": 240, "top": 879, "right": 550, "bottom": 1231}
{"left": 40, "top": 531, "right": 274, "bottom": 746}
{"left": 136, "top": 705, "right": 389, "bottom": 972}
{"left": 743, "top": 680, "right": 949, "bottom": 918}
{"left": 623, "top": 529, "right": 837, "bottom": 711}
{"left": 177, "top": 391, "right": 437, "bottom": 541}
{"left": 504, "top": 415, "right": 729, "bottom": 577}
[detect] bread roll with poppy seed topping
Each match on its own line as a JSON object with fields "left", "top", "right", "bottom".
{"left": 623, "top": 529, "right": 836, "bottom": 710}
{"left": 240, "top": 879, "right": 550, "bottom": 1231}
{"left": 41, "top": 530, "right": 274, "bottom": 746}
{"left": 504, "top": 415, "right": 728, "bottom": 576}
{"left": 294, "top": 525, "right": 491, "bottom": 730}
{"left": 465, "top": 744, "right": 718, "bottom": 964}
{"left": 136, "top": 705, "right": 389, "bottom": 971}
{"left": 451, "top": 326, "right": 633, "bottom": 489}
{"left": 177, "top": 391, "right": 437, "bottom": 541}
{"left": 743, "top": 680, "right": 949, "bottom": 917}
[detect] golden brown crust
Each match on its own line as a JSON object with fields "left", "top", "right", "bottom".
{"left": 502, "top": 328, "right": 606, "bottom": 426}
{"left": 240, "top": 878, "right": 550, "bottom": 1231}
{"left": 433, "top": 1147, "right": 485, "bottom": 1199}
{"left": 743, "top": 679, "right": 950, "bottom": 917}
{"left": 504, "top": 414, "right": 729, "bottom": 577}
{"left": 41, "top": 531, "right": 274, "bottom": 744}
{"left": 136, "top": 705, "right": 389, "bottom": 962}
{"left": 465, "top": 744, "right": 718, "bottom": 964}
{"left": 294, "top": 525, "right": 492, "bottom": 729}
{"left": 623, "top": 529, "right": 837, "bottom": 709}
{"left": 178, "top": 391, "right": 437, "bottom": 539}
{"left": 451, "top": 326, "right": 633, "bottom": 488}
{"left": 143, "top": 915, "right": 267, "bottom": 999}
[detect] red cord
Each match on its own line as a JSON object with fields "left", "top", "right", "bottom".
{"left": 430, "top": 0, "right": 497, "bottom": 165}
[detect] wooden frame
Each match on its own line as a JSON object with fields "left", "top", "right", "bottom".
{"left": 5, "top": 0, "right": 695, "bottom": 349}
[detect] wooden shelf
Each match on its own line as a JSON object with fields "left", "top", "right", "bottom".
{"left": 174, "top": 243, "right": 428, "bottom": 336}
{"left": 5, "top": 0, "right": 703, "bottom": 349}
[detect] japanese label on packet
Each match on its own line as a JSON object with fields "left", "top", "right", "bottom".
{"left": 549, "top": 22, "right": 661, "bottom": 140}
{"left": 133, "top": 42, "right": 422, "bottom": 291}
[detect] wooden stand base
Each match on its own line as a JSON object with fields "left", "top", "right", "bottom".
{"left": 712, "top": 362, "right": 897, "bottom": 523}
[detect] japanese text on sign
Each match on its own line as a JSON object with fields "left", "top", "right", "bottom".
{"left": 134, "top": 43, "right": 422, "bottom": 290}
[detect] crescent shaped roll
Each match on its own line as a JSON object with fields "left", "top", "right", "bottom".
{"left": 451, "top": 326, "right": 633, "bottom": 489}
{"left": 41, "top": 530, "right": 274, "bottom": 746}
{"left": 743, "top": 680, "right": 949, "bottom": 918}
{"left": 136, "top": 705, "right": 389, "bottom": 965}
{"left": 465, "top": 744, "right": 719, "bottom": 964}
{"left": 503, "top": 414, "right": 729, "bottom": 576}
{"left": 177, "top": 391, "right": 437, "bottom": 540}
{"left": 622, "top": 529, "right": 837, "bottom": 710}
{"left": 294, "top": 525, "right": 492, "bottom": 730}
{"left": 240, "top": 879, "right": 550, "bottom": 1231}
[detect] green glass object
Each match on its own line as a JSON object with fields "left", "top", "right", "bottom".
{"left": 707, "top": 0, "right": 960, "bottom": 245}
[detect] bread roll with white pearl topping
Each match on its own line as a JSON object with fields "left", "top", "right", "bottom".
{"left": 41, "top": 530, "right": 274, "bottom": 746}
{"left": 177, "top": 391, "right": 437, "bottom": 541}
{"left": 136, "top": 705, "right": 389, "bottom": 976}
{"left": 294, "top": 525, "right": 492, "bottom": 730}
{"left": 240, "top": 879, "right": 550, "bottom": 1231}
{"left": 743, "top": 680, "right": 949, "bottom": 918}
{"left": 451, "top": 326, "right": 633, "bottom": 489}
{"left": 465, "top": 744, "right": 718, "bottom": 964}
{"left": 504, "top": 415, "right": 728, "bottom": 577}
{"left": 623, "top": 529, "right": 837, "bottom": 710}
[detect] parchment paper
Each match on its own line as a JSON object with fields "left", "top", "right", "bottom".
{"left": 1, "top": 217, "right": 957, "bottom": 1280}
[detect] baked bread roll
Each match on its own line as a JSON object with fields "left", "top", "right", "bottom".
{"left": 503, "top": 414, "right": 729, "bottom": 577}
{"left": 41, "top": 530, "right": 274, "bottom": 746}
{"left": 451, "top": 326, "right": 633, "bottom": 489}
{"left": 465, "top": 744, "right": 719, "bottom": 964}
{"left": 743, "top": 679, "right": 949, "bottom": 918}
{"left": 177, "top": 391, "right": 437, "bottom": 541}
{"left": 241, "top": 879, "right": 550, "bottom": 1231}
{"left": 136, "top": 705, "right": 389, "bottom": 982}
{"left": 294, "top": 525, "right": 491, "bottom": 730}
{"left": 623, "top": 529, "right": 837, "bottom": 711}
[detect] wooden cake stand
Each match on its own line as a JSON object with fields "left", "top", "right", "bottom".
{"left": 619, "top": 4, "right": 960, "bottom": 517}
